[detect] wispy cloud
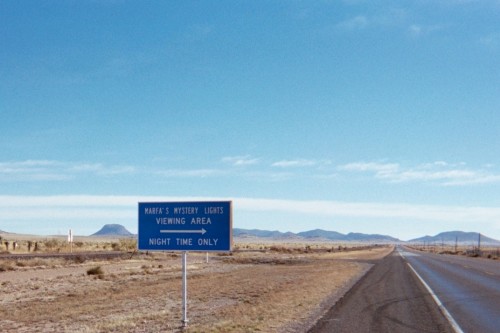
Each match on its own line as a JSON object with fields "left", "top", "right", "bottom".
{"left": 334, "top": 8, "right": 449, "bottom": 39}
{"left": 409, "top": 24, "right": 433, "bottom": 37}
{"left": 479, "top": 32, "right": 500, "bottom": 48}
{"left": 271, "top": 159, "right": 318, "bottom": 168}
{"left": 184, "top": 24, "right": 215, "bottom": 42}
{"left": 68, "top": 163, "right": 136, "bottom": 176}
{"left": 222, "top": 155, "right": 260, "bottom": 167}
{"left": 339, "top": 161, "right": 500, "bottom": 186}
{"left": 339, "top": 162, "right": 399, "bottom": 173}
{"left": 334, "top": 7, "right": 409, "bottom": 32}
{"left": 236, "top": 197, "right": 500, "bottom": 224}
{"left": 408, "top": 23, "right": 447, "bottom": 38}
{"left": 336, "top": 15, "right": 369, "bottom": 30}
{"left": 155, "top": 168, "right": 224, "bottom": 178}
{"left": 0, "top": 160, "right": 68, "bottom": 181}
{"left": 0, "top": 160, "right": 135, "bottom": 182}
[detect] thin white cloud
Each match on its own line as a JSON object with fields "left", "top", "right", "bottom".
{"left": 443, "top": 174, "right": 500, "bottom": 186}
{"left": 409, "top": 24, "right": 423, "bottom": 36}
{"left": 184, "top": 24, "right": 215, "bottom": 42}
{"left": 338, "top": 162, "right": 400, "bottom": 180}
{"left": 339, "top": 161, "right": 500, "bottom": 186}
{"left": 0, "top": 160, "right": 68, "bottom": 181}
{"left": 334, "top": 8, "right": 410, "bottom": 33}
{"left": 0, "top": 160, "right": 135, "bottom": 182}
{"left": 1, "top": 195, "right": 499, "bottom": 226}
{"left": 409, "top": 24, "right": 445, "bottom": 37}
{"left": 236, "top": 198, "right": 500, "bottom": 224}
{"left": 0, "top": 160, "right": 60, "bottom": 172}
{"left": 156, "top": 169, "right": 223, "bottom": 178}
{"left": 337, "top": 15, "right": 369, "bottom": 30}
{"left": 339, "top": 162, "right": 399, "bottom": 173}
{"left": 334, "top": 9, "right": 448, "bottom": 39}
{"left": 222, "top": 155, "right": 260, "bottom": 167}
{"left": 68, "top": 163, "right": 135, "bottom": 176}
{"left": 479, "top": 33, "right": 500, "bottom": 48}
{"left": 271, "top": 159, "right": 317, "bottom": 168}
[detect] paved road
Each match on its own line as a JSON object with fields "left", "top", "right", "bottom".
{"left": 400, "top": 246, "right": 500, "bottom": 333}
{"left": 309, "top": 250, "right": 454, "bottom": 333}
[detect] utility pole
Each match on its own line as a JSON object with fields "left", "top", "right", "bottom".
{"left": 455, "top": 236, "right": 458, "bottom": 253}
{"left": 478, "top": 233, "right": 481, "bottom": 255}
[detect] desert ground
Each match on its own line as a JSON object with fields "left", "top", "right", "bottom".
{"left": 1, "top": 237, "right": 392, "bottom": 332}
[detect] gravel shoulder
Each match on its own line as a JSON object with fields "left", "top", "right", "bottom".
{"left": 308, "top": 250, "right": 455, "bottom": 333}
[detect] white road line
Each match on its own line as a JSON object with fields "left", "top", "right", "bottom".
{"left": 407, "top": 263, "right": 464, "bottom": 333}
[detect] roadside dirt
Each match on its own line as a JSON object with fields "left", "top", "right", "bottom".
{"left": 1, "top": 245, "right": 392, "bottom": 332}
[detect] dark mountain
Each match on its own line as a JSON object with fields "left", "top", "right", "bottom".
{"left": 233, "top": 228, "right": 298, "bottom": 239}
{"left": 91, "top": 224, "right": 133, "bottom": 237}
{"left": 297, "top": 229, "right": 345, "bottom": 240}
{"left": 344, "top": 232, "right": 400, "bottom": 242}
{"left": 234, "top": 228, "right": 400, "bottom": 242}
{"left": 409, "top": 231, "right": 500, "bottom": 245}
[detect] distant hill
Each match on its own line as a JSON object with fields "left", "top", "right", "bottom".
{"left": 297, "top": 229, "right": 345, "bottom": 240}
{"left": 91, "top": 224, "right": 133, "bottom": 237}
{"left": 409, "top": 231, "right": 500, "bottom": 245}
{"left": 234, "top": 228, "right": 400, "bottom": 243}
{"left": 233, "top": 228, "right": 282, "bottom": 238}
{"left": 344, "top": 232, "right": 400, "bottom": 242}
{"left": 233, "top": 228, "right": 300, "bottom": 239}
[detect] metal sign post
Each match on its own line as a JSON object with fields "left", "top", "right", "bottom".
{"left": 182, "top": 251, "right": 188, "bottom": 328}
{"left": 68, "top": 229, "right": 73, "bottom": 253}
{"left": 138, "top": 201, "right": 232, "bottom": 328}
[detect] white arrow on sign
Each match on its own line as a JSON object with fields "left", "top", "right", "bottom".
{"left": 160, "top": 228, "right": 207, "bottom": 235}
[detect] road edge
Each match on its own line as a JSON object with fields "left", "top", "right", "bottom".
{"left": 405, "top": 258, "right": 464, "bottom": 333}
{"left": 283, "top": 262, "right": 374, "bottom": 333}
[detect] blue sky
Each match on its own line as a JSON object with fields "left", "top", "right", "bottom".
{"left": 1, "top": 0, "right": 499, "bottom": 241}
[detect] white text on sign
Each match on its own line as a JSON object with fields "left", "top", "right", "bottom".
{"left": 148, "top": 238, "right": 219, "bottom": 247}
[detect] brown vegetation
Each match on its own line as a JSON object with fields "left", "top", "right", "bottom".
{"left": 408, "top": 244, "right": 500, "bottom": 260}
{"left": 0, "top": 233, "right": 138, "bottom": 254}
{"left": 0, "top": 240, "right": 392, "bottom": 332}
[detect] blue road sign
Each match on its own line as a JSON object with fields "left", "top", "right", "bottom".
{"left": 138, "top": 201, "right": 232, "bottom": 252}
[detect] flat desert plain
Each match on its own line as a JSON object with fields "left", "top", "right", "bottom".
{"left": 1, "top": 243, "right": 392, "bottom": 332}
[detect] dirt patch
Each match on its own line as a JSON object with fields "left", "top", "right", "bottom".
{"left": 0, "top": 245, "right": 392, "bottom": 332}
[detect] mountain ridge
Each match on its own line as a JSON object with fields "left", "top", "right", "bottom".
{"left": 4, "top": 225, "right": 499, "bottom": 245}
{"left": 234, "top": 228, "right": 400, "bottom": 242}
{"left": 234, "top": 228, "right": 500, "bottom": 244}
{"left": 409, "top": 231, "right": 500, "bottom": 245}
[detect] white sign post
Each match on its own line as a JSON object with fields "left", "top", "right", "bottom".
{"left": 68, "top": 229, "right": 73, "bottom": 253}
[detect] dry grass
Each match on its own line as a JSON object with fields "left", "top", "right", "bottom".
{"left": 0, "top": 242, "right": 392, "bottom": 332}
{"left": 408, "top": 244, "right": 500, "bottom": 260}
{"left": 0, "top": 232, "right": 137, "bottom": 254}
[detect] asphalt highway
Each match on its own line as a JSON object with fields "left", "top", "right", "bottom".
{"left": 309, "top": 249, "right": 455, "bottom": 333}
{"left": 400, "top": 246, "right": 500, "bottom": 333}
